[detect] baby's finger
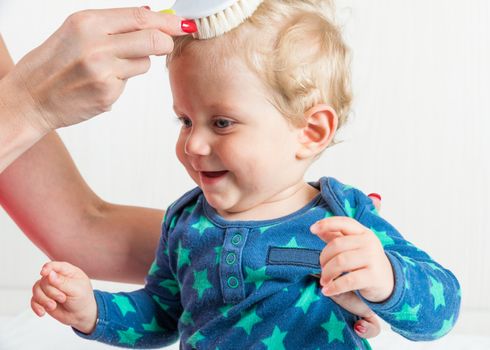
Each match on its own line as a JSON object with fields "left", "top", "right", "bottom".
{"left": 31, "top": 299, "right": 46, "bottom": 317}
{"left": 320, "top": 250, "right": 367, "bottom": 286}
{"left": 40, "top": 277, "right": 67, "bottom": 303}
{"left": 321, "top": 269, "right": 367, "bottom": 296}
{"left": 48, "top": 270, "right": 81, "bottom": 296}
{"left": 42, "top": 261, "right": 77, "bottom": 278}
{"left": 311, "top": 217, "right": 367, "bottom": 243}
{"left": 32, "top": 280, "right": 58, "bottom": 311}
{"left": 319, "top": 235, "right": 364, "bottom": 266}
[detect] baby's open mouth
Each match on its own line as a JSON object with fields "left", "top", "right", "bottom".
{"left": 201, "top": 171, "right": 228, "bottom": 178}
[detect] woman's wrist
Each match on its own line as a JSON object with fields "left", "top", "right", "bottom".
{"left": 0, "top": 73, "right": 51, "bottom": 171}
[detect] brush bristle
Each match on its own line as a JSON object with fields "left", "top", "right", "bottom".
{"left": 194, "top": 0, "right": 264, "bottom": 40}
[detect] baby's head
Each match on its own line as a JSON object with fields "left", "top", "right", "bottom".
{"left": 167, "top": 0, "right": 351, "bottom": 216}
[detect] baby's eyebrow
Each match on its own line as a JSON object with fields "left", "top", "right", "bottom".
{"left": 206, "top": 102, "right": 238, "bottom": 115}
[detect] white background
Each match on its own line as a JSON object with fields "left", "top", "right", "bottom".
{"left": 0, "top": 0, "right": 489, "bottom": 347}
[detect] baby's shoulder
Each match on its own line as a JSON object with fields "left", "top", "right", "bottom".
{"left": 318, "top": 177, "right": 376, "bottom": 220}
{"left": 162, "top": 187, "right": 203, "bottom": 232}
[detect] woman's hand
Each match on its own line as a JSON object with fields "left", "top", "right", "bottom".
{"left": 4, "top": 7, "right": 194, "bottom": 133}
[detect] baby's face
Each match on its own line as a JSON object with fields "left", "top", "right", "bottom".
{"left": 169, "top": 51, "right": 309, "bottom": 217}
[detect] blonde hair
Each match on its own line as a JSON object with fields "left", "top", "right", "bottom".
{"left": 167, "top": 0, "right": 351, "bottom": 132}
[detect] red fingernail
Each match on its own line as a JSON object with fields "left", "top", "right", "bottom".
{"left": 368, "top": 193, "right": 382, "bottom": 201}
{"left": 355, "top": 324, "right": 367, "bottom": 333}
{"left": 181, "top": 20, "right": 197, "bottom": 33}
{"left": 142, "top": 6, "right": 151, "bottom": 10}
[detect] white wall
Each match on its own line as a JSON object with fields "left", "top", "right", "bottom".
{"left": 1, "top": 0, "right": 489, "bottom": 336}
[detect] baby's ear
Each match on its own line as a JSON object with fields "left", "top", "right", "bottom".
{"left": 296, "top": 104, "right": 338, "bottom": 159}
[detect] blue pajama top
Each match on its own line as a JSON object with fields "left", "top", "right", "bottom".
{"left": 77, "top": 177, "right": 461, "bottom": 349}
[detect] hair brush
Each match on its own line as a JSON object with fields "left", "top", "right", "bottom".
{"left": 171, "top": 0, "right": 264, "bottom": 39}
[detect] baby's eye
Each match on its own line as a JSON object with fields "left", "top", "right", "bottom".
{"left": 178, "top": 116, "right": 192, "bottom": 128}
{"left": 214, "top": 118, "right": 234, "bottom": 129}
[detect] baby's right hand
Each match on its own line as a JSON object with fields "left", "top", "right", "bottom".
{"left": 31, "top": 261, "right": 97, "bottom": 334}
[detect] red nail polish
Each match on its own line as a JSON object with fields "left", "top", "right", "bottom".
{"left": 181, "top": 20, "right": 197, "bottom": 34}
{"left": 355, "top": 324, "right": 367, "bottom": 333}
{"left": 142, "top": 6, "right": 151, "bottom": 10}
{"left": 368, "top": 193, "right": 382, "bottom": 201}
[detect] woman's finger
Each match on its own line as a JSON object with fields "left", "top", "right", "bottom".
{"left": 68, "top": 8, "right": 189, "bottom": 36}
{"left": 114, "top": 57, "right": 151, "bottom": 79}
{"left": 368, "top": 193, "right": 382, "bottom": 212}
{"left": 111, "top": 29, "right": 174, "bottom": 58}
{"left": 354, "top": 317, "right": 381, "bottom": 339}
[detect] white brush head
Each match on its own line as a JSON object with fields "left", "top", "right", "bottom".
{"left": 172, "top": 0, "right": 264, "bottom": 39}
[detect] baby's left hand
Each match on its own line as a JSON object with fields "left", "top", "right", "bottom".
{"left": 311, "top": 217, "right": 394, "bottom": 303}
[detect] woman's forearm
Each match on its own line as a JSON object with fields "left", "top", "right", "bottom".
{"left": 0, "top": 132, "right": 164, "bottom": 284}
{"left": 0, "top": 36, "right": 48, "bottom": 172}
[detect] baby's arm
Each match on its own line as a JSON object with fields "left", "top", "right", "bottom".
{"left": 314, "top": 206, "right": 460, "bottom": 341}
{"left": 31, "top": 261, "right": 98, "bottom": 334}
{"left": 32, "top": 226, "right": 181, "bottom": 348}
{"left": 356, "top": 208, "right": 461, "bottom": 340}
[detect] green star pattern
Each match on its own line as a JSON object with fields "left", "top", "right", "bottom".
{"left": 283, "top": 238, "right": 300, "bottom": 248}
{"left": 321, "top": 311, "right": 346, "bottom": 344}
{"left": 187, "top": 330, "right": 205, "bottom": 348}
{"left": 260, "top": 224, "right": 279, "bottom": 234}
{"left": 403, "top": 267, "right": 410, "bottom": 289}
{"left": 427, "top": 262, "right": 444, "bottom": 273}
{"left": 180, "top": 310, "right": 195, "bottom": 326}
{"left": 401, "top": 256, "right": 416, "bottom": 267}
{"left": 295, "top": 282, "right": 320, "bottom": 314}
{"left": 432, "top": 315, "right": 454, "bottom": 338}
{"left": 393, "top": 303, "right": 421, "bottom": 321}
{"left": 193, "top": 269, "right": 213, "bottom": 299}
{"left": 148, "top": 260, "right": 159, "bottom": 276}
{"left": 152, "top": 295, "right": 170, "bottom": 311}
{"left": 215, "top": 246, "right": 222, "bottom": 265}
{"left": 344, "top": 199, "right": 357, "bottom": 218}
{"left": 184, "top": 203, "right": 197, "bottom": 214}
{"left": 219, "top": 304, "right": 233, "bottom": 318}
{"left": 175, "top": 240, "right": 191, "bottom": 269}
{"left": 245, "top": 266, "right": 271, "bottom": 289}
{"left": 117, "top": 327, "right": 143, "bottom": 346}
{"left": 169, "top": 215, "right": 178, "bottom": 230}
{"left": 261, "top": 326, "right": 287, "bottom": 350}
{"left": 142, "top": 317, "right": 165, "bottom": 332}
{"left": 112, "top": 294, "right": 136, "bottom": 317}
{"left": 429, "top": 277, "right": 446, "bottom": 309}
{"left": 371, "top": 227, "right": 394, "bottom": 247}
{"left": 234, "top": 307, "right": 263, "bottom": 335}
{"left": 159, "top": 279, "right": 179, "bottom": 296}
{"left": 191, "top": 215, "right": 215, "bottom": 235}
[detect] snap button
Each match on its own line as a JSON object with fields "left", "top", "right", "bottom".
{"left": 231, "top": 234, "right": 242, "bottom": 246}
{"left": 227, "top": 276, "right": 239, "bottom": 289}
{"left": 226, "top": 252, "right": 237, "bottom": 265}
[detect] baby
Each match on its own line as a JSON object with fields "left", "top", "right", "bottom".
{"left": 31, "top": 1, "right": 460, "bottom": 349}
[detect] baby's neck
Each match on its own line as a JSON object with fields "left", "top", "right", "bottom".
{"left": 217, "top": 182, "right": 319, "bottom": 221}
